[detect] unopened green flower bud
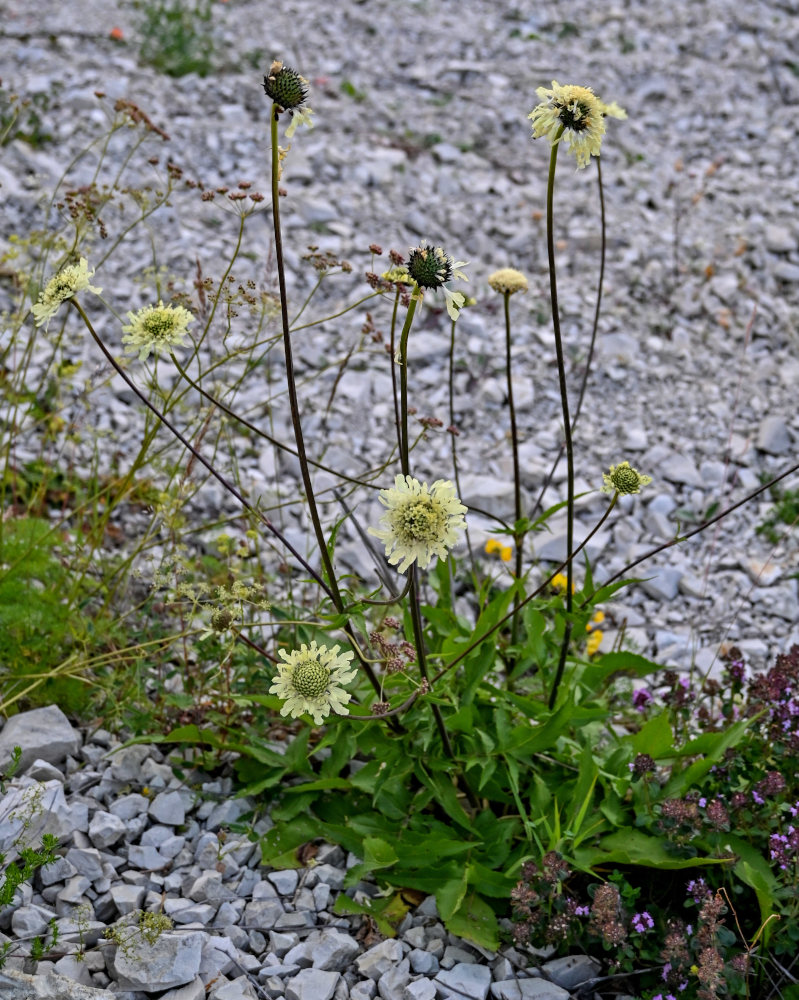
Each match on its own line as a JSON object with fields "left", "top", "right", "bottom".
{"left": 263, "top": 60, "right": 307, "bottom": 110}
{"left": 407, "top": 244, "right": 454, "bottom": 289}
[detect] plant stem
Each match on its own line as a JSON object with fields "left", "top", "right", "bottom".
{"left": 530, "top": 153, "right": 606, "bottom": 519}
{"left": 434, "top": 496, "right": 618, "bottom": 685}
{"left": 269, "top": 107, "right": 343, "bottom": 603}
{"left": 503, "top": 289, "right": 524, "bottom": 646}
{"left": 448, "top": 316, "right": 478, "bottom": 584}
{"left": 397, "top": 290, "right": 420, "bottom": 476}
{"left": 544, "top": 130, "right": 575, "bottom": 710}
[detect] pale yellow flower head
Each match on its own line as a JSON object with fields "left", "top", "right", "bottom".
{"left": 369, "top": 474, "right": 467, "bottom": 573}
{"left": 528, "top": 81, "right": 625, "bottom": 168}
{"left": 122, "top": 300, "right": 195, "bottom": 361}
{"left": 488, "top": 268, "right": 528, "bottom": 295}
{"left": 32, "top": 257, "right": 102, "bottom": 329}
{"left": 601, "top": 460, "right": 652, "bottom": 496}
{"left": 269, "top": 641, "right": 357, "bottom": 725}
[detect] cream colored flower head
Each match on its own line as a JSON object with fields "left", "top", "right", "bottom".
{"left": 528, "top": 81, "right": 625, "bottom": 168}
{"left": 269, "top": 641, "right": 357, "bottom": 725}
{"left": 488, "top": 268, "right": 528, "bottom": 295}
{"left": 32, "top": 257, "right": 101, "bottom": 329}
{"left": 369, "top": 474, "right": 467, "bottom": 573}
{"left": 407, "top": 244, "right": 469, "bottom": 321}
{"left": 122, "top": 300, "right": 195, "bottom": 361}
{"left": 601, "top": 460, "right": 652, "bottom": 496}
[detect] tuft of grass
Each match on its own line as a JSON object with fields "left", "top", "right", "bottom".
{"left": 757, "top": 485, "right": 799, "bottom": 544}
{"left": 132, "top": 0, "right": 216, "bottom": 77}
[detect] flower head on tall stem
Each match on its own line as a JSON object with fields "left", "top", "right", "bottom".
{"left": 32, "top": 257, "right": 101, "bottom": 329}
{"left": 601, "top": 460, "right": 653, "bottom": 496}
{"left": 488, "top": 268, "right": 528, "bottom": 295}
{"left": 262, "top": 59, "right": 314, "bottom": 137}
{"left": 528, "top": 81, "right": 626, "bottom": 168}
{"left": 122, "top": 300, "right": 195, "bottom": 361}
{"left": 407, "top": 243, "right": 468, "bottom": 321}
{"left": 270, "top": 641, "right": 357, "bottom": 725}
{"left": 369, "top": 474, "right": 467, "bottom": 573}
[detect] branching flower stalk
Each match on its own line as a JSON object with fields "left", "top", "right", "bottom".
{"left": 71, "top": 299, "right": 333, "bottom": 601}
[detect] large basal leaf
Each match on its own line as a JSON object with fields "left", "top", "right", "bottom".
{"left": 575, "top": 829, "right": 735, "bottom": 871}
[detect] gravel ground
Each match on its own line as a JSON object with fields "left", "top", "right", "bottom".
{"left": 1, "top": 0, "right": 799, "bottom": 995}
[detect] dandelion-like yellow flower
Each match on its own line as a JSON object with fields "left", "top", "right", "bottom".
{"left": 601, "top": 461, "right": 653, "bottom": 496}
{"left": 369, "top": 474, "right": 467, "bottom": 573}
{"left": 122, "top": 300, "right": 195, "bottom": 361}
{"left": 550, "top": 572, "right": 576, "bottom": 594}
{"left": 407, "top": 244, "right": 469, "bottom": 321}
{"left": 32, "top": 257, "right": 102, "bottom": 329}
{"left": 586, "top": 629, "right": 604, "bottom": 657}
{"left": 269, "top": 641, "right": 357, "bottom": 725}
{"left": 487, "top": 268, "right": 528, "bottom": 295}
{"left": 528, "top": 81, "right": 626, "bottom": 168}
{"left": 485, "top": 538, "right": 513, "bottom": 562}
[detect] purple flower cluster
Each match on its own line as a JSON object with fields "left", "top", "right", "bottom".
{"left": 769, "top": 825, "right": 799, "bottom": 870}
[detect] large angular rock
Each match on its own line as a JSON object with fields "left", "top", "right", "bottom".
{"left": 490, "top": 980, "right": 570, "bottom": 1000}
{"left": 285, "top": 968, "right": 341, "bottom": 1000}
{"left": 0, "top": 967, "right": 113, "bottom": 999}
{"left": 0, "top": 779, "right": 80, "bottom": 855}
{"left": 0, "top": 706, "right": 80, "bottom": 773}
{"left": 108, "top": 930, "right": 206, "bottom": 991}
{"left": 435, "top": 963, "right": 492, "bottom": 1000}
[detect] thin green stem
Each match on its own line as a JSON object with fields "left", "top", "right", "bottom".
{"left": 268, "top": 108, "right": 390, "bottom": 704}
{"left": 70, "top": 299, "right": 333, "bottom": 599}
{"left": 397, "top": 290, "right": 420, "bottom": 476}
{"left": 433, "top": 496, "right": 618, "bottom": 686}
{"left": 448, "top": 317, "right": 479, "bottom": 587}
{"left": 270, "top": 108, "right": 343, "bottom": 603}
{"left": 531, "top": 152, "right": 607, "bottom": 519}
{"left": 544, "top": 130, "right": 575, "bottom": 709}
{"left": 503, "top": 290, "right": 524, "bottom": 647}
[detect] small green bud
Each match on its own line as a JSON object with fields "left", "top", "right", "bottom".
{"left": 263, "top": 60, "right": 308, "bottom": 110}
{"left": 407, "top": 244, "right": 453, "bottom": 289}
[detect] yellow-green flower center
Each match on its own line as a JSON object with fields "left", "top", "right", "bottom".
{"left": 395, "top": 498, "right": 446, "bottom": 544}
{"left": 292, "top": 659, "right": 330, "bottom": 698}
{"left": 142, "top": 311, "right": 180, "bottom": 342}
{"left": 610, "top": 465, "right": 642, "bottom": 493}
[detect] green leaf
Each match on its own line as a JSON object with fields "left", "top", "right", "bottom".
{"left": 436, "top": 870, "right": 468, "bottom": 921}
{"left": 629, "top": 709, "right": 675, "bottom": 758}
{"left": 332, "top": 894, "right": 397, "bottom": 938}
{"left": 575, "top": 829, "right": 734, "bottom": 871}
{"left": 445, "top": 891, "right": 499, "bottom": 950}
{"left": 284, "top": 778, "right": 351, "bottom": 794}
{"left": 663, "top": 717, "right": 753, "bottom": 798}
{"left": 363, "top": 837, "right": 399, "bottom": 868}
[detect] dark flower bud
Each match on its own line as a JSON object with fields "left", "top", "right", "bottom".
{"left": 263, "top": 60, "right": 307, "bottom": 110}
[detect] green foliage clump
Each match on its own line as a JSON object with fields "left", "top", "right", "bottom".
{"left": 132, "top": 0, "right": 216, "bottom": 77}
